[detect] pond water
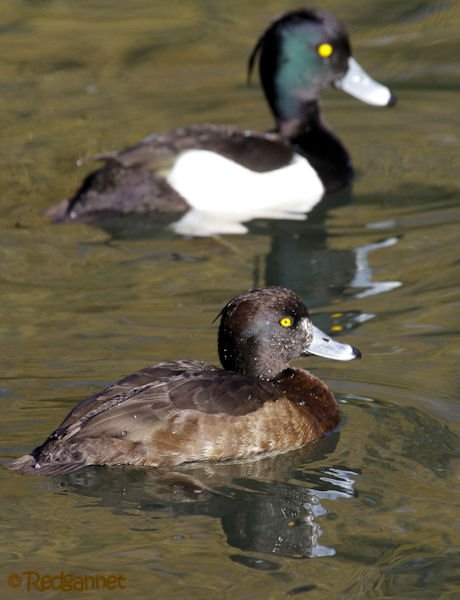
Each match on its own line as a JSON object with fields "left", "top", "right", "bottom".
{"left": 0, "top": 0, "right": 459, "bottom": 598}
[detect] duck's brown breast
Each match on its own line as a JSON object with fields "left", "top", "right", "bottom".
{"left": 272, "top": 367, "right": 340, "bottom": 434}
{"left": 131, "top": 368, "right": 339, "bottom": 467}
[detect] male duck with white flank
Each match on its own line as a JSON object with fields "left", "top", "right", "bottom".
{"left": 48, "top": 9, "right": 395, "bottom": 232}
{"left": 9, "top": 287, "right": 360, "bottom": 475}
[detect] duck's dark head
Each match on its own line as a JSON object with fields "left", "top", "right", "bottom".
{"left": 249, "top": 9, "right": 395, "bottom": 137}
{"left": 217, "top": 286, "right": 360, "bottom": 380}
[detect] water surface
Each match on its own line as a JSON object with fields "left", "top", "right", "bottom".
{"left": 0, "top": 1, "right": 459, "bottom": 598}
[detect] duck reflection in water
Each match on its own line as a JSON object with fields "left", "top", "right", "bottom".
{"left": 252, "top": 206, "right": 401, "bottom": 323}
{"left": 55, "top": 432, "right": 358, "bottom": 560}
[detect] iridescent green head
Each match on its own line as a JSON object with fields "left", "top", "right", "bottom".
{"left": 249, "top": 9, "right": 394, "bottom": 134}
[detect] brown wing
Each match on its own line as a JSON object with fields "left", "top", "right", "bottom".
{"left": 55, "top": 360, "right": 215, "bottom": 430}
{"left": 49, "top": 361, "right": 279, "bottom": 443}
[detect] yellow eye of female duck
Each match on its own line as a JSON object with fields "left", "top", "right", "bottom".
{"left": 317, "top": 43, "right": 334, "bottom": 58}
{"left": 279, "top": 316, "right": 293, "bottom": 328}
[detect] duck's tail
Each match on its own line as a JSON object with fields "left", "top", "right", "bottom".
{"left": 7, "top": 454, "right": 84, "bottom": 476}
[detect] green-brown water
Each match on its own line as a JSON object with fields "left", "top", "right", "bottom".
{"left": 1, "top": 1, "right": 459, "bottom": 598}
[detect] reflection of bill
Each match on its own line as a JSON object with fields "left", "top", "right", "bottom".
{"left": 349, "top": 237, "right": 401, "bottom": 299}
{"left": 7, "top": 570, "right": 126, "bottom": 592}
{"left": 264, "top": 213, "right": 400, "bottom": 310}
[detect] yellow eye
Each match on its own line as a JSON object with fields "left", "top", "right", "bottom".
{"left": 279, "top": 317, "right": 293, "bottom": 328}
{"left": 318, "top": 43, "right": 334, "bottom": 58}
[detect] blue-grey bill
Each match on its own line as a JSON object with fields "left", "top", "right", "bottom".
{"left": 307, "top": 325, "right": 361, "bottom": 361}
{"left": 334, "top": 57, "right": 394, "bottom": 107}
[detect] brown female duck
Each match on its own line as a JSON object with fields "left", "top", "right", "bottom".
{"left": 9, "top": 287, "right": 360, "bottom": 475}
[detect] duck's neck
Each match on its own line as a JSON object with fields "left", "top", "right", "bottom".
{"left": 277, "top": 101, "right": 353, "bottom": 193}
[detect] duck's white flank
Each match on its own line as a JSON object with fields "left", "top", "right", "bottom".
{"left": 166, "top": 149, "right": 325, "bottom": 214}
